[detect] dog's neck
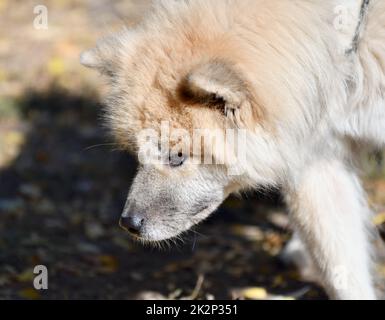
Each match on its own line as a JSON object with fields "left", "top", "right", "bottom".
{"left": 346, "top": 0, "right": 370, "bottom": 54}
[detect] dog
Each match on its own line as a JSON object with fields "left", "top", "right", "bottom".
{"left": 81, "top": 0, "right": 385, "bottom": 299}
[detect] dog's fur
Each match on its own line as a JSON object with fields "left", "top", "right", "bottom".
{"left": 81, "top": 0, "right": 385, "bottom": 299}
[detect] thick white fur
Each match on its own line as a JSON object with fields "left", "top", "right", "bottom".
{"left": 82, "top": 0, "right": 385, "bottom": 299}
{"left": 229, "top": 0, "right": 384, "bottom": 299}
{"left": 285, "top": 161, "right": 376, "bottom": 299}
{"left": 282, "top": 0, "right": 385, "bottom": 300}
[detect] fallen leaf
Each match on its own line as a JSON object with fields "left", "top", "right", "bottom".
{"left": 135, "top": 291, "right": 168, "bottom": 300}
{"left": 242, "top": 287, "right": 268, "bottom": 300}
{"left": 231, "top": 225, "right": 264, "bottom": 241}
{"left": 268, "top": 211, "right": 290, "bottom": 229}
{"left": 97, "top": 255, "right": 119, "bottom": 274}
{"left": 373, "top": 212, "right": 385, "bottom": 226}
{"left": 48, "top": 57, "right": 65, "bottom": 76}
{"left": 272, "top": 275, "right": 285, "bottom": 287}
{"left": 16, "top": 269, "right": 34, "bottom": 282}
{"left": 270, "top": 295, "right": 296, "bottom": 301}
{"left": 377, "top": 264, "right": 385, "bottom": 278}
{"left": 18, "top": 288, "right": 40, "bottom": 300}
{"left": 4, "top": 131, "right": 25, "bottom": 146}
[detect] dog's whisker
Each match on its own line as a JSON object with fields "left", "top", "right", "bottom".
{"left": 83, "top": 143, "right": 119, "bottom": 151}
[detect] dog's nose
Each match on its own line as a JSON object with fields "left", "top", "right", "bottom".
{"left": 119, "top": 215, "right": 144, "bottom": 235}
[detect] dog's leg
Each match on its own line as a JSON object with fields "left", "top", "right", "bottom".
{"left": 285, "top": 159, "right": 376, "bottom": 299}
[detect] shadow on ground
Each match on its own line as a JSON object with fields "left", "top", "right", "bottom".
{"left": 0, "top": 86, "right": 325, "bottom": 299}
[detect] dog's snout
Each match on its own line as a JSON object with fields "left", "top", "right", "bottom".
{"left": 119, "top": 214, "right": 144, "bottom": 235}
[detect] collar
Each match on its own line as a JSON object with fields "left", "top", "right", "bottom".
{"left": 346, "top": 0, "right": 371, "bottom": 54}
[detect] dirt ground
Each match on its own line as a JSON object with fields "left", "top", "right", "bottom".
{"left": 0, "top": 0, "right": 384, "bottom": 300}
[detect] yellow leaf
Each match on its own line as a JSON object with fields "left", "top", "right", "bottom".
{"left": 5, "top": 131, "right": 25, "bottom": 146}
{"left": 242, "top": 287, "right": 268, "bottom": 300}
{"left": 16, "top": 269, "right": 34, "bottom": 282}
{"left": 0, "top": 68, "right": 7, "bottom": 82}
{"left": 273, "top": 275, "right": 284, "bottom": 287}
{"left": 373, "top": 212, "right": 385, "bottom": 226}
{"left": 48, "top": 57, "right": 65, "bottom": 76}
{"left": 0, "top": 0, "right": 8, "bottom": 13}
{"left": 273, "top": 296, "right": 296, "bottom": 301}
{"left": 377, "top": 265, "right": 385, "bottom": 278}
{"left": 98, "top": 255, "right": 118, "bottom": 273}
{"left": 19, "top": 288, "right": 40, "bottom": 300}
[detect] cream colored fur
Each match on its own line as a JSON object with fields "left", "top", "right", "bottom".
{"left": 81, "top": 0, "right": 385, "bottom": 300}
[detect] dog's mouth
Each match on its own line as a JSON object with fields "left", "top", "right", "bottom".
{"left": 119, "top": 204, "right": 218, "bottom": 243}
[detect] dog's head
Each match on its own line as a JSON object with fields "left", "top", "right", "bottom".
{"left": 81, "top": 1, "right": 341, "bottom": 242}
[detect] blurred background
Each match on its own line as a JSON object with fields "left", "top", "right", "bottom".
{"left": 0, "top": 0, "right": 384, "bottom": 300}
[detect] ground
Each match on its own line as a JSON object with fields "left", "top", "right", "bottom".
{"left": 0, "top": 0, "right": 384, "bottom": 300}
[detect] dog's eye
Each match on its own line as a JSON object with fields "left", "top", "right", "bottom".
{"left": 169, "top": 152, "right": 186, "bottom": 167}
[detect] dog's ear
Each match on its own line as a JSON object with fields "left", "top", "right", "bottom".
{"left": 80, "top": 29, "right": 136, "bottom": 76}
{"left": 180, "top": 60, "right": 250, "bottom": 117}
{"left": 80, "top": 35, "right": 118, "bottom": 76}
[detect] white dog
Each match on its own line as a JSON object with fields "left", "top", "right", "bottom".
{"left": 81, "top": 0, "right": 385, "bottom": 299}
